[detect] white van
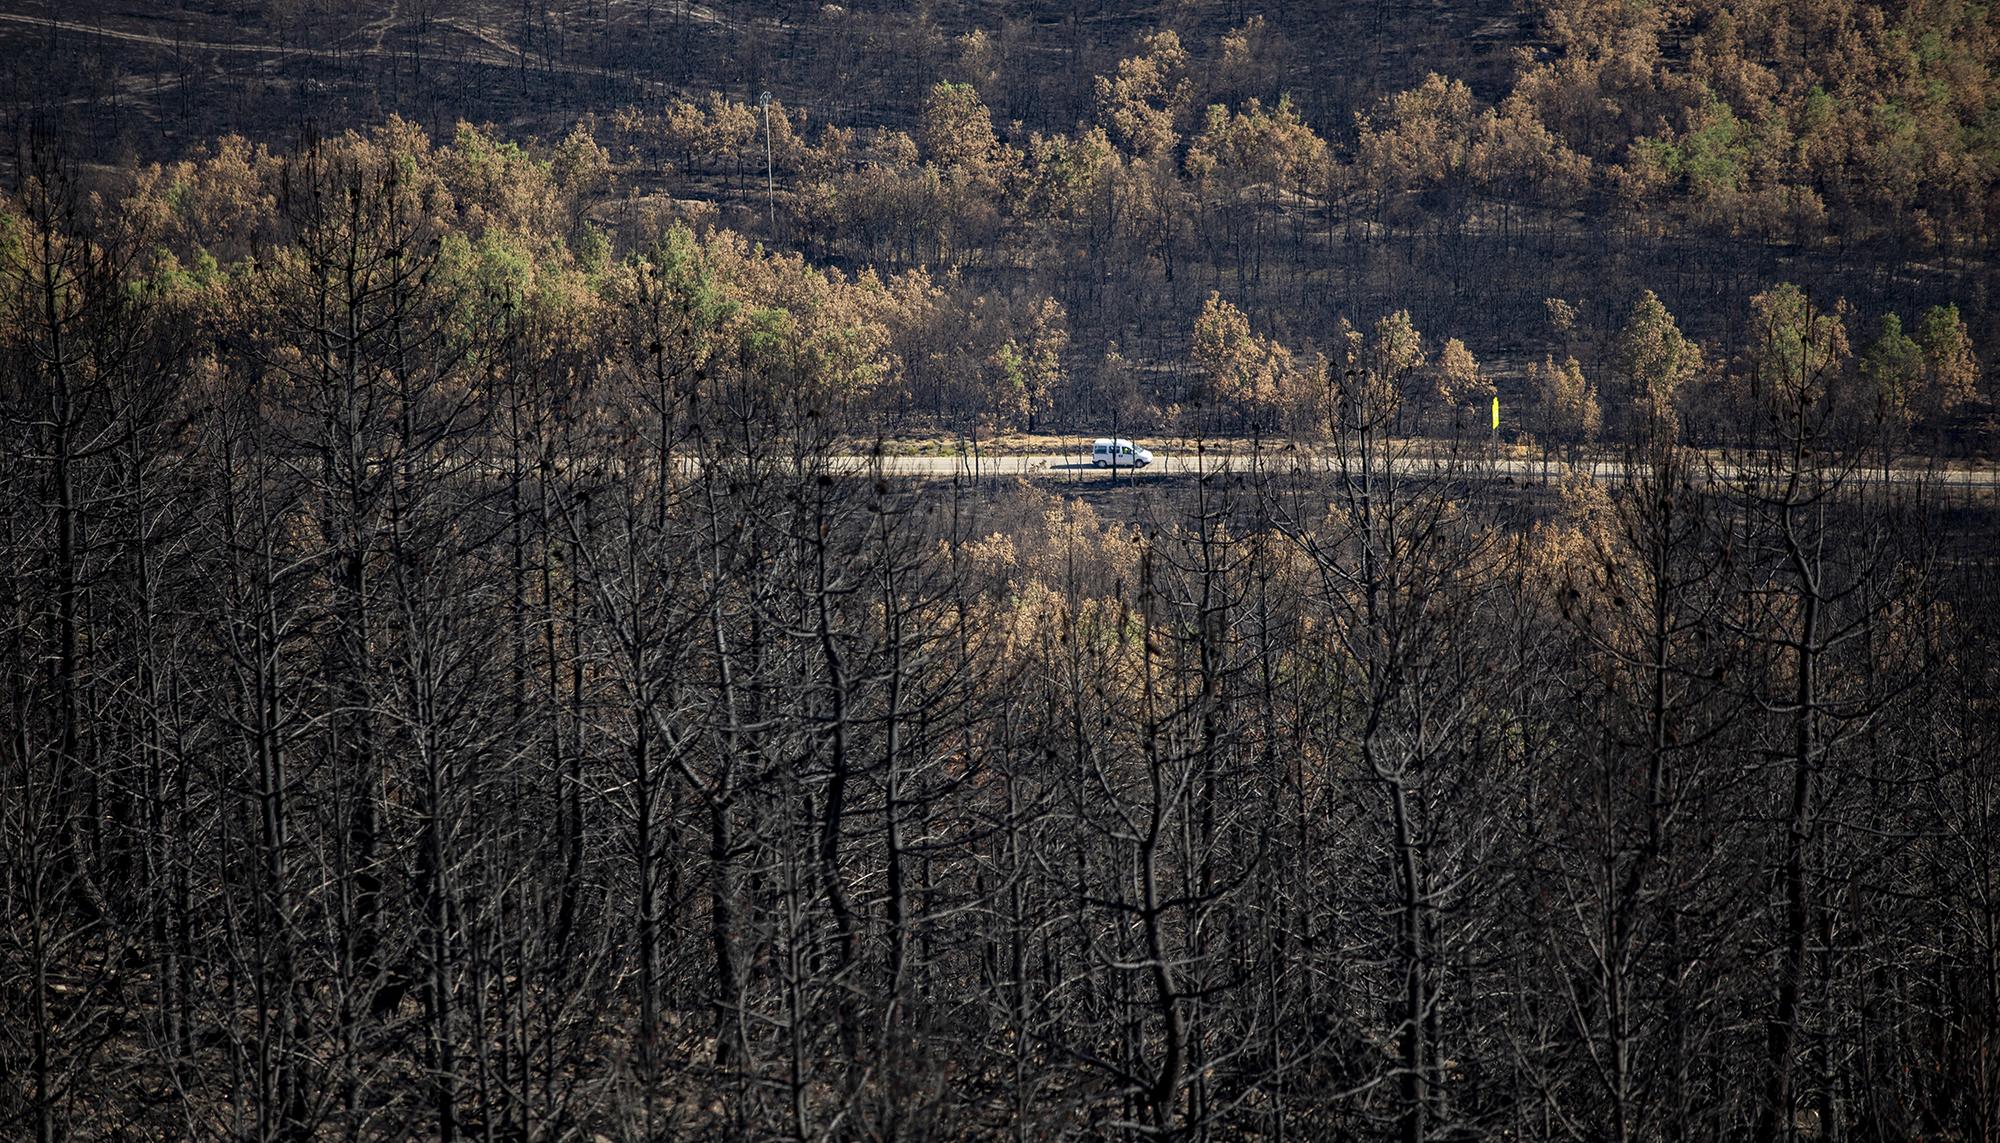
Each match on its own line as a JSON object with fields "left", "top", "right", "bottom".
{"left": 1091, "top": 438, "right": 1154, "bottom": 468}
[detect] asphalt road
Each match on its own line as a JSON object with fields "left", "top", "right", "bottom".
{"left": 836, "top": 452, "right": 2000, "bottom": 487}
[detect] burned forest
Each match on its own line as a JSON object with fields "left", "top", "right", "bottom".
{"left": 3, "top": 1, "right": 2000, "bottom": 1139}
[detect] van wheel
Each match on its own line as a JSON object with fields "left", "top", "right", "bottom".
{"left": 1092, "top": 460, "right": 1105, "bottom": 468}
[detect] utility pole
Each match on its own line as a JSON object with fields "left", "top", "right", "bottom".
{"left": 759, "top": 90, "right": 775, "bottom": 237}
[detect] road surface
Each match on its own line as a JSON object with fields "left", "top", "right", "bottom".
{"left": 831, "top": 452, "right": 1999, "bottom": 488}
